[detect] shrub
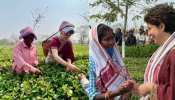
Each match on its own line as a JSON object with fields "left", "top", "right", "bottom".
{"left": 122, "top": 45, "right": 159, "bottom": 57}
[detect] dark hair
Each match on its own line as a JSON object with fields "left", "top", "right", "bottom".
{"left": 97, "top": 24, "right": 113, "bottom": 42}
{"left": 144, "top": 3, "right": 175, "bottom": 34}
{"left": 115, "top": 28, "right": 121, "bottom": 33}
{"left": 23, "top": 33, "right": 35, "bottom": 39}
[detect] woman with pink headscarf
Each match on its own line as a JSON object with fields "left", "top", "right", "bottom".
{"left": 12, "top": 26, "right": 40, "bottom": 74}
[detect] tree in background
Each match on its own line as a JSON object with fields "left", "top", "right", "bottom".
{"left": 76, "top": 25, "right": 89, "bottom": 44}
{"left": 89, "top": 0, "right": 158, "bottom": 57}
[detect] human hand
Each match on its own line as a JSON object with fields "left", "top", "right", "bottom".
{"left": 121, "top": 80, "right": 135, "bottom": 90}
{"left": 35, "top": 68, "right": 41, "bottom": 75}
{"left": 78, "top": 73, "right": 86, "bottom": 80}
{"left": 30, "top": 67, "right": 41, "bottom": 74}
{"left": 66, "top": 63, "right": 80, "bottom": 73}
{"left": 117, "top": 80, "right": 136, "bottom": 94}
{"left": 137, "top": 83, "right": 156, "bottom": 96}
{"left": 121, "top": 93, "right": 131, "bottom": 100}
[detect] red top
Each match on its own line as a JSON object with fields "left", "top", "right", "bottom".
{"left": 50, "top": 36, "right": 75, "bottom": 62}
{"left": 156, "top": 49, "right": 175, "bottom": 100}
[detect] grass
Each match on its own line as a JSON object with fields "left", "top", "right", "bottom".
{"left": 125, "top": 57, "right": 148, "bottom": 83}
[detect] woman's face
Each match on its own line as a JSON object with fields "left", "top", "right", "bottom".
{"left": 100, "top": 31, "right": 115, "bottom": 49}
{"left": 60, "top": 32, "right": 71, "bottom": 40}
{"left": 23, "top": 34, "right": 35, "bottom": 47}
{"left": 60, "top": 31, "right": 73, "bottom": 40}
{"left": 147, "top": 23, "right": 166, "bottom": 45}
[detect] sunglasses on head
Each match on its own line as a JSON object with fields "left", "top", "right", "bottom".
{"left": 65, "top": 30, "right": 74, "bottom": 35}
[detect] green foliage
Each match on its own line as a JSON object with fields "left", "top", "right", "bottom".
{"left": 124, "top": 57, "right": 148, "bottom": 99}
{"left": 89, "top": 0, "right": 159, "bottom": 24}
{"left": 124, "top": 57, "right": 148, "bottom": 83}
{"left": 89, "top": 0, "right": 123, "bottom": 22}
{"left": 89, "top": 0, "right": 139, "bottom": 23}
{"left": 0, "top": 44, "right": 153, "bottom": 99}
{"left": 124, "top": 45, "right": 159, "bottom": 57}
{"left": 0, "top": 45, "right": 88, "bottom": 99}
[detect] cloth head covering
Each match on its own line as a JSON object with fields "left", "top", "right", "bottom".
{"left": 89, "top": 24, "right": 129, "bottom": 94}
{"left": 19, "top": 26, "right": 37, "bottom": 39}
{"left": 59, "top": 21, "right": 75, "bottom": 34}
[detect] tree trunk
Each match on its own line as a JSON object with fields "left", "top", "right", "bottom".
{"left": 122, "top": 4, "right": 128, "bottom": 58}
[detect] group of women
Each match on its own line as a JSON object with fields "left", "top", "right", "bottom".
{"left": 12, "top": 4, "right": 175, "bottom": 100}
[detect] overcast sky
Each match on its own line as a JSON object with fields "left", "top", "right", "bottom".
{"left": 0, "top": 0, "right": 88, "bottom": 40}
{"left": 0, "top": 0, "right": 174, "bottom": 40}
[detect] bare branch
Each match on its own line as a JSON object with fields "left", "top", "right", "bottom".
{"left": 31, "top": 6, "right": 48, "bottom": 31}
